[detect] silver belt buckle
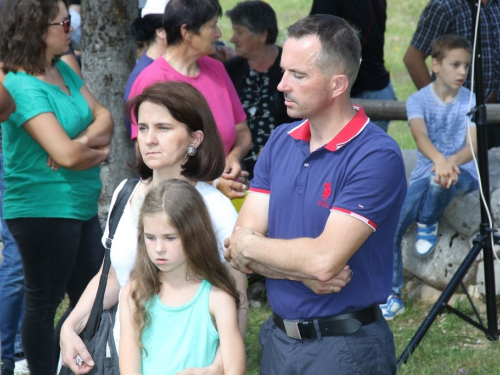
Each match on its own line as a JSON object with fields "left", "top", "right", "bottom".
{"left": 283, "top": 319, "right": 302, "bottom": 339}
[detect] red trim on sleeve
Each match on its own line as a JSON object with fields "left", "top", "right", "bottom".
{"left": 331, "top": 207, "right": 378, "bottom": 230}
{"left": 249, "top": 187, "right": 271, "bottom": 195}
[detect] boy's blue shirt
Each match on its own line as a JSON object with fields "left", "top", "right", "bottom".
{"left": 406, "top": 83, "right": 477, "bottom": 185}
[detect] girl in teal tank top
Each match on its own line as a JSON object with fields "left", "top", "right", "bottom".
{"left": 119, "top": 179, "right": 245, "bottom": 374}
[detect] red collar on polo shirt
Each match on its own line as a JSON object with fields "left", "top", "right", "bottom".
{"left": 287, "top": 105, "right": 370, "bottom": 151}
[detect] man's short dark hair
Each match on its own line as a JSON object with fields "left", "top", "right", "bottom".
{"left": 163, "top": 0, "right": 222, "bottom": 46}
{"left": 287, "top": 14, "right": 361, "bottom": 88}
{"left": 431, "top": 34, "right": 472, "bottom": 62}
{"left": 226, "top": 1, "right": 278, "bottom": 45}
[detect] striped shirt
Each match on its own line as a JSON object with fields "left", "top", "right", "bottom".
{"left": 411, "top": 0, "right": 500, "bottom": 102}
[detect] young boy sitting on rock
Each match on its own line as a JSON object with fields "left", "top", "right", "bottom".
{"left": 381, "top": 34, "right": 478, "bottom": 320}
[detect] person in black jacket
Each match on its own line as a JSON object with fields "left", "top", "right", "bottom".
{"left": 224, "top": 1, "right": 294, "bottom": 180}
{"left": 310, "top": 0, "right": 397, "bottom": 132}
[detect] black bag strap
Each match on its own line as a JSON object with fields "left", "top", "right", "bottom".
{"left": 81, "top": 178, "right": 138, "bottom": 341}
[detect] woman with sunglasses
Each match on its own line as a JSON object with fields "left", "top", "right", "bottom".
{"left": 129, "top": 0, "right": 251, "bottom": 200}
{"left": 0, "top": 1, "right": 113, "bottom": 374}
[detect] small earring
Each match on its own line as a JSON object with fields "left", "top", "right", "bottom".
{"left": 187, "top": 145, "right": 197, "bottom": 156}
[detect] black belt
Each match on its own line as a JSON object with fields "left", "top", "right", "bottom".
{"left": 272, "top": 305, "right": 382, "bottom": 340}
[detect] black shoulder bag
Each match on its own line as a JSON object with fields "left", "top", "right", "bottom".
{"left": 59, "top": 178, "right": 138, "bottom": 375}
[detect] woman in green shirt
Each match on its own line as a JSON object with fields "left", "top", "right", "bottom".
{"left": 0, "top": 1, "right": 114, "bottom": 374}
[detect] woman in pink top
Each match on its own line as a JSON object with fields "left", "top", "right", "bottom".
{"left": 129, "top": 0, "right": 251, "bottom": 200}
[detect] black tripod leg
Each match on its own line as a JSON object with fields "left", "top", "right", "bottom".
{"left": 482, "top": 232, "right": 500, "bottom": 341}
{"left": 397, "top": 240, "right": 484, "bottom": 366}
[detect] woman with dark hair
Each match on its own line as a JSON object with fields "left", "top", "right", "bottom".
{"left": 123, "top": 0, "right": 169, "bottom": 133}
{"left": 224, "top": 0, "right": 293, "bottom": 180}
{"left": 0, "top": 0, "right": 114, "bottom": 374}
{"left": 60, "top": 81, "right": 247, "bottom": 375}
{"left": 129, "top": 0, "right": 251, "bottom": 200}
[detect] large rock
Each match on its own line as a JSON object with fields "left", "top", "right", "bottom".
{"left": 489, "top": 188, "right": 500, "bottom": 229}
{"left": 443, "top": 190, "right": 481, "bottom": 237}
{"left": 487, "top": 147, "right": 500, "bottom": 191}
{"left": 475, "top": 259, "right": 500, "bottom": 297}
{"left": 401, "top": 149, "right": 418, "bottom": 182}
{"left": 402, "top": 217, "right": 477, "bottom": 290}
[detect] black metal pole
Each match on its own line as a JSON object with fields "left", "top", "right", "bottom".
{"left": 398, "top": 241, "right": 485, "bottom": 365}
{"left": 472, "top": 0, "right": 499, "bottom": 340}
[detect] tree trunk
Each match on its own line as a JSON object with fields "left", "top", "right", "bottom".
{"left": 81, "top": 0, "right": 137, "bottom": 226}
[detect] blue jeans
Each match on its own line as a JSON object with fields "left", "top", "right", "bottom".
{"left": 351, "top": 80, "right": 397, "bottom": 132}
{"left": 0, "top": 154, "right": 24, "bottom": 375}
{"left": 392, "top": 171, "right": 478, "bottom": 299}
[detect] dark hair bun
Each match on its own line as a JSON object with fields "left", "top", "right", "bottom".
{"left": 131, "top": 16, "right": 157, "bottom": 42}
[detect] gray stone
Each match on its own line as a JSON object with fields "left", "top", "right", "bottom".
{"left": 475, "top": 260, "right": 500, "bottom": 297}
{"left": 487, "top": 147, "right": 500, "bottom": 191}
{"left": 401, "top": 149, "right": 417, "bottom": 183}
{"left": 443, "top": 190, "right": 481, "bottom": 237}
{"left": 405, "top": 277, "right": 424, "bottom": 300}
{"left": 489, "top": 189, "right": 500, "bottom": 229}
{"left": 467, "top": 284, "right": 482, "bottom": 300}
{"left": 420, "top": 284, "right": 442, "bottom": 303}
{"left": 402, "top": 218, "right": 477, "bottom": 290}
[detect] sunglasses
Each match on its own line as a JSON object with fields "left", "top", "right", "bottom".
{"left": 48, "top": 15, "right": 71, "bottom": 33}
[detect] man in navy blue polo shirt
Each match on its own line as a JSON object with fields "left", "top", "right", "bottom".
{"left": 225, "top": 14, "right": 406, "bottom": 374}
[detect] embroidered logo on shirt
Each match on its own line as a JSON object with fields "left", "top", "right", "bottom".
{"left": 318, "top": 181, "right": 332, "bottom": 208}
{"left": 321, "top": 182, "right": 332, "bottom": 201}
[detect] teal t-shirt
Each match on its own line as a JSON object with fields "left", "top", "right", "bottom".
{"left": 1, "top": 60, "right": 101, "bottom": 220}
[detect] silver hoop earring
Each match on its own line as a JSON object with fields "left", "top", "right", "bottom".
{"left": 187, "top": 145, "right": 197, "bottom": 156}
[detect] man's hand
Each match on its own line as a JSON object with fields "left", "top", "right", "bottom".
{"left": 301, "top": 265, "right": 353, "bottom": 294}
{"left": 224, "top": 227, "right": 263, "bottom": 274}
{"left": 432, "top": 157, "right": 460, "bottom": 189}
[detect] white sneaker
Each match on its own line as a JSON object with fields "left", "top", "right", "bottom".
{"left": 14, "top": 359, "right": 30, "bottom": 375}
{"left": 380, "top": 296, "right": 405, "bottom": 321}
{"left": 415, "top": 222, "right": 438, "bottom": 256}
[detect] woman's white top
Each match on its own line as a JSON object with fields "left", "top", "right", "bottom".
{"left": 100, "top": 179, "right": 238, "bottom": 349}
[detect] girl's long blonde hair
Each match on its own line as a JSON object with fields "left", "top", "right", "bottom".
{"left": 129, "top": 179, "right": 240, "bottom": 350}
